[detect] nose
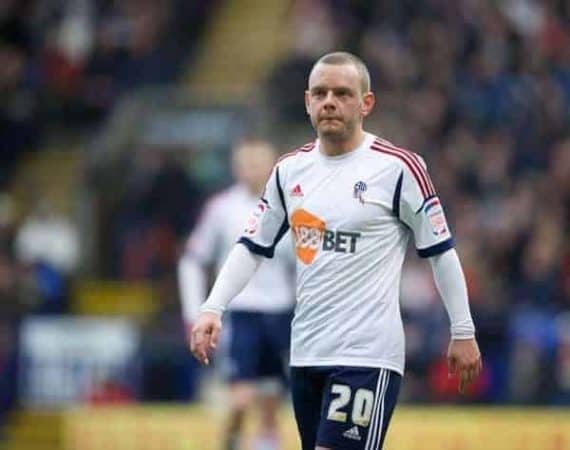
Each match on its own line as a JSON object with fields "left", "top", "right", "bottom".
{"left": 323, "top": 91, "right": 337, "bottom": 109}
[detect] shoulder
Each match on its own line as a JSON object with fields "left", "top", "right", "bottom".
{"left": 369, "top": 137, "right": 435, "bottom": 199}
{"left": 368, "top": 136, "right": 427, "bottom": 169}
{"left": 276, "top": 141, "right": 317, "bottom": 168}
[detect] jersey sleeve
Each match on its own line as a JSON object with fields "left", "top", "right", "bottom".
{"left": 397, "top": 157, "right": 454, "bottom": 258}
{"left": 185, "top": 198, "right": 222, "bottom": 265}
{"left": 238, "top": 165, "right": 289, "bottom": 258}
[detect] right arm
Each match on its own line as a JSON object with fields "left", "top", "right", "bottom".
{"left": 178, "top": 197, "right": 222, "bottom": 344}
{"left": 190, "top": 243, "right": 263, "bottom": 364}
{"left": 191, "top": 165, "right": 290, "bottom": 364}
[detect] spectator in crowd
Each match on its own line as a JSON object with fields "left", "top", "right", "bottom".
{"left": 14, "top": 197, "right": 80, "bottom": 314}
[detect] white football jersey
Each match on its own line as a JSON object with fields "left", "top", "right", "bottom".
{"left": 239, "top": 132, "right": 454, "bottom": 374}
{"left": 187, "top": 184, "right": 295, "bottom": 313}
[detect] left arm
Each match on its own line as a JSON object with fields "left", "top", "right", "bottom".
{"left": 429, "top": 249, "right": 482, "bottom": 393}
{"left": 396, "top": 155, "right": 482, "bottom": 393}
{"left": 429, "top": 248, "right": 474, "bottom": 339}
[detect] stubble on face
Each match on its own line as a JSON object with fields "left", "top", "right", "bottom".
{"left": 317, "top": 116, "right": 356, "bottom": 142}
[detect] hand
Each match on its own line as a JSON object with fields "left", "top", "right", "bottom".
{"left": 190, "top": 312, "right": 222, "bottom": 365}
{"left": 447, "top": 338, "right": 482, "bottom": 394}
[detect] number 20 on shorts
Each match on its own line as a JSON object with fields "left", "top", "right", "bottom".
{"left": 327, "top": 384, "right": 375, "bottom": 427}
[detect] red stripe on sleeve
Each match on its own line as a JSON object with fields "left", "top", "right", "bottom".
{"left": 374, "top": 139, "right": 436, "bottom": 196}
{"left": 370, "top": 142, "right": 431, "bottom": 198}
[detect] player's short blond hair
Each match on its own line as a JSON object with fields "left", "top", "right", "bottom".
{"left": 312, "top": 52, "right": 371, "bottom": 94}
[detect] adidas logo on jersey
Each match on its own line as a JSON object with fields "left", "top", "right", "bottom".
{"left": 343, "top": 426, "right": 361, "bottom": 441}
{"left": 290, "top": 184, "right": 304, "bottom": 197}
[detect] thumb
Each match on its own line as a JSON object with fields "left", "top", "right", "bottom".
{"left": 210, "top": 324, "right": 220, "bottom": 349}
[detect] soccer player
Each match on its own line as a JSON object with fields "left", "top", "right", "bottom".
{"left": 179, "top": 139, "right": 295, "bottom": 450}
{"left": 190, "top": 52, "right": 482, "bottom": 450}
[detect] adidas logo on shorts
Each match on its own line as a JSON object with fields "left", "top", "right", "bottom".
{"left": 342, "top": 426, "right": 361, "bottom": 441}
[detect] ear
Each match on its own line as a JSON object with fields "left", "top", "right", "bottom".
{"left": 361, "top": 92, "right": 375, "bottom": 118}
{"left": 304, "top": 90, "right": 311, "bottom": 115}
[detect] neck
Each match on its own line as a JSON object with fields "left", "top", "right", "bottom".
{"left": 319, "top": 129, "right": 365, "bottom": 157}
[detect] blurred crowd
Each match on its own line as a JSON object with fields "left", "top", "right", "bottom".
{"left": 269, "top": 0, "right": 570, "bottom": 404}
{"left": 0, "top": 0, "right": 215, "bottom": 431}
{"left": 0, "top": 0, "right": 569, "bottom": 431}
{"left": 0, "top": 0, "right": 214, "bottom": 188}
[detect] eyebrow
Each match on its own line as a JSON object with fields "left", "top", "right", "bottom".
{"left": 309, "top": 85, "right": 355, "bottom": 94}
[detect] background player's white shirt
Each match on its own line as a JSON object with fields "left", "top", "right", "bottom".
{"left": 239, "top": 133, "right": 455, "bottom": 375}
{"left": 187, "top": 184, "right": 295, "bottom": 313}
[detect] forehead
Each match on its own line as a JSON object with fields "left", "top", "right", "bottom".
{"left": 308, "top": 62, "right": 361, "bottom": 91}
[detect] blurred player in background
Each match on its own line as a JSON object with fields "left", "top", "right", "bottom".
{"left": 178, "top": 139, "right": 295, "bottom": 450}
{"left": 190, "top": 52, "right": 482, "bottom": 450}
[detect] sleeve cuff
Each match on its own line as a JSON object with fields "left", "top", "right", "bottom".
{"left": 237, "top": 237, "right": 275, "bottom": 258}
{"left": 199, "top": 304, "right": 225, "bottom": 316}
{"left": 451, "top": 334, "right": 476, "bottom": 340}
{"left": 417, "top": 237, "right": 455, "bottom": 258}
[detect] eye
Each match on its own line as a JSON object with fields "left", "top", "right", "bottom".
{"left": 312, "top": 89, "right": 326, "bottom": 98}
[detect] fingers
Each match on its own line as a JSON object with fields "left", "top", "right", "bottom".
{"left": 459, "top": 369, "right": 470, "bottom": 394}
{"left": 458, "top": 371, "right": 471, "bottom": 394}
{"left": 457, "top": 358, "right": 482, "bottom": 394}
{"left": 190, "top": 327, "right": 211, "bottom": 365}
{"left": 448, "top": 339, "right": 482, "bottom": 394}
{"left": 189, "top": 314, "right": 222, "bottom": 365}
{"left": 210, "top": 325, "right": 220, "bottom": 350}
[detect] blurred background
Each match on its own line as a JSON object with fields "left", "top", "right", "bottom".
{"left": 0, "top": 0, "right": 569, "bottom": 448}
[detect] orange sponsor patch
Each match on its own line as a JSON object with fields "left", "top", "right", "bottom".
{"left": 291, "top": 209, "right": 326, "bottom": 264}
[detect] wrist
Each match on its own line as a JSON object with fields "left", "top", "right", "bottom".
{"left": 199, "top": 303, "right": 225, "bottom": 316}
{"left": 451, "top": 335, "right": 475, "bottom": 341}
{"left": 450, "top": 321, "right": 475, "bottom": 340}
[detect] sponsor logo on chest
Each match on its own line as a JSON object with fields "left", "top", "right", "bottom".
{"left": 291, "top": 209, "right": 361, "bottom": 264}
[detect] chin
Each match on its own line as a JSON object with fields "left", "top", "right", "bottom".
{"left": 319, "top": 127, "right": 346, "bottom": 140}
